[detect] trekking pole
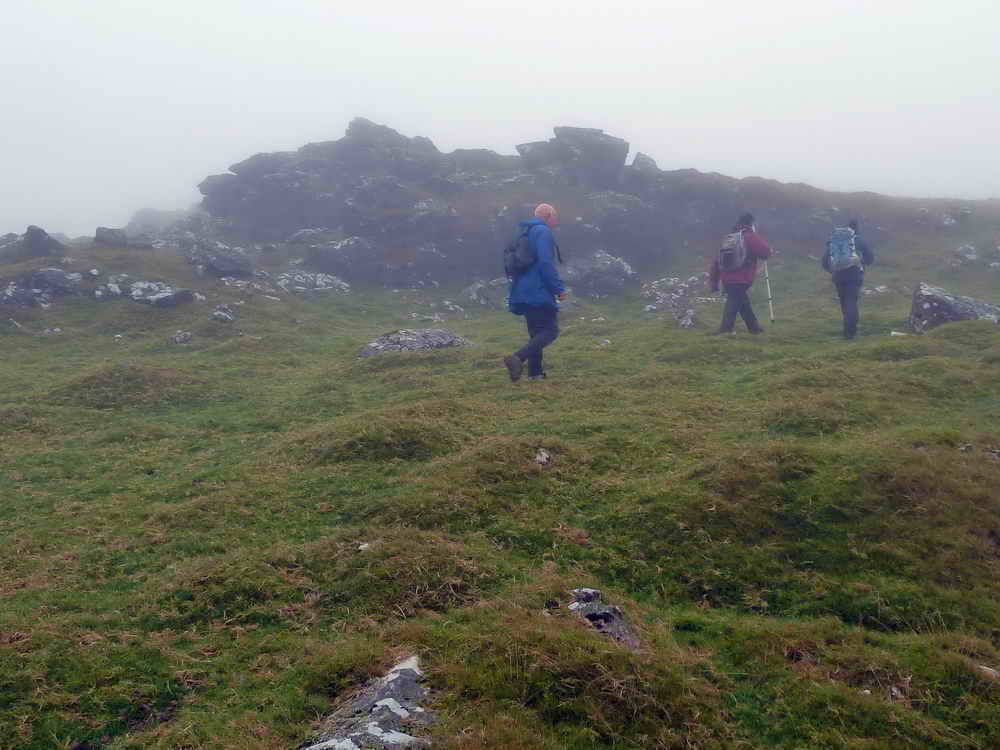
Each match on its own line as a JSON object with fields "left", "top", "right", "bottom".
{"left": 763, "top": 260, "right": 775, "bottom": 323}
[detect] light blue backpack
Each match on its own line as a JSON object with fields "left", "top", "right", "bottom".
{"left": 828, "top": 227, "right": 861, "bottom": 271}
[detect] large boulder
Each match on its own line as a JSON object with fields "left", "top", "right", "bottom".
{"left": 516, "top": 127, "right": 629, "bottom": 188}
{"left": 563, "top": 250, "right": 640, "bottom": 298}
{"left": 188, "top": 241, "right": 254, "bottom": 277}
{"left": 95, "top": 227, "right": 129, "bottom": 247}
{"left": 0, "top": 226, "right": 66, "bottom": 263}
{"left": 910, "top": 282, "right": 1000, "bottom": 332}
{"left": 129, "top": 281, "right": 195, "bottom": 307}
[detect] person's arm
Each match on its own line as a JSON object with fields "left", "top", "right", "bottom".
{"left": 709, "top": 258, "right": 720, "bottom": 292}
{"left": 745, "top": 231, "right": 772, "bottom": 259}
{"left": 857, "top": 237, "right": 874, "bottom": 266}
{"left": 822, "top": 242, "right": 832, "bottom": 272}
{"left": 534, "top": 227, "right": 565, "bottom": 296}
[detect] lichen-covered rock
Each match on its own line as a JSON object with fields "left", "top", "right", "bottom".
{"left": 211, "top": 304, "right": 236, "bottom": 322}
{"left": 641, "top": 273, "right": 711, "bottom": 328}
{"left": 300, "top": 656, "right": 433, "bottom": 750}
{"left": 129, "top": 281, "right": 195, "bottom": 307}
{"left": 910, "top": 282, "right": 1000, "bottom": 332}
{"left": 359, "top": 329, "right": 469, "bottom": 357}
{"left": 563, "top": 250, "right": 639, "bottom": 298}
{"left": 172, "top": 331, "right": 193, "bottom": 344}
{"left": 275, "top": 271, "right": 350, "bottom": 295}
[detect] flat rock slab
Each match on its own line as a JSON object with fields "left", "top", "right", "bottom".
{"left": 300, "top": 656, "right": 434, "bottom": 750}
{"left": 910, "top": 282, "right": 1000, "bottom": 332}
{"left": 359, "top": 329, "right": 469, "bottom": 357}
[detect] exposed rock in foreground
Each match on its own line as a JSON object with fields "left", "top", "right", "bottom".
{"left": 566, "top": 588, "right": 641, "bottom": 650}
{"left": 300, "top": 656, "right": 433, "bottom": 750}
{"left": 910, "top": 282, "right": 1000, "bottom": 332}
{"left": 359, "top": 329, "right": 469, "bottom": 357}
{"left": 641, "top": 273, "right": 712, "bottom": 328}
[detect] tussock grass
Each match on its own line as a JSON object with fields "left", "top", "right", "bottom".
{"left": 3, "top": 252, "right": 1000, "bottom": 748}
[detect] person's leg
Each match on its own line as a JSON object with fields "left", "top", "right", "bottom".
{"left": 718, "top": 284, "right": 741, "bottom": 333}
{"left": 515, "top": 307, "right": 559, "bottom": 376}
{"left": 840, "top": 280, "right": 861, "bottom": 339}
{"left": 736, "top": 285, "right": 762, "bottom": 333}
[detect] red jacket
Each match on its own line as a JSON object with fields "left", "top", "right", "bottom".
{"left": 709, "top": 226, "right": 772, "bottom": 290}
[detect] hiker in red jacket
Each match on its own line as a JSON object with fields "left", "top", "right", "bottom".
{"left": 709, "top": 213, "right": 773, "bottom": 334}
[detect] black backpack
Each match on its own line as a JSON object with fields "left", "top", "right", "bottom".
{"left": 503, "top": 229, "right": 536, "bottom": 278}
{"left": 503, "top": 227, "right": 563, "bottom": 278}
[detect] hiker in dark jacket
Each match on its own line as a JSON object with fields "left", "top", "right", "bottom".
{"left": 822, "top": 219, "right": 874, "bottom": 340}
{"left": 709, "top": 213, "right": 773, "bottom": 334}
{"left": 504, "top": 203, "right": 566, "bottom": 382}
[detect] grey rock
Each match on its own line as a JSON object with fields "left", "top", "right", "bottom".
{"left": 211, "top": 304, "right": 236, "bottom": 322}
{"left": 172, "top": 331, "right": 193, "bottom": 345}
{"left": 910, "top": 282, "right": 1000, "bottom": 332}
{"left": 0, "top": 226, "right": 66, "bottom": 263}
{"left": 641, "top": 273, "right": 711, "bottom": 328}
{"left": 462, "top": 277, "right": 508, "bottom": 309}
{"left": 24, "top": 268, "right": 81, "bottom": 295}
{"left": 563, "top": 250, "right": 639, "bottom": 298}
{"left": 359, "top": 329, "right": 469, "bottom": 357}
{"left": 631, "top": 152, "right": 659, "bottom": 173}
{"left": 300, "top": 656, "right": 433, "bottom": 750}
{"left": 275, "top": 271, "right": 350, "bottom": 295}
{"left": 189, "top": 242, "right": 254, "bottom": 277}
{"left": 567, "top": 588, "right": 640, "bottom": 649}
{"left": 129, "top": 281, "right": 195, "bottom": 307}
{"left": 95, "top": 227, "right": 129, "bottom": 247}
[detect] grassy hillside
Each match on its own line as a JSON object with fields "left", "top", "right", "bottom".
{"left": 2, "top": 241, "right": 1000, "bottom": 749}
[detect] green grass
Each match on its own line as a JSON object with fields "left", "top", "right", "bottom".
{"left": 2, "top": 243, "right": 1000, "bottom": 749}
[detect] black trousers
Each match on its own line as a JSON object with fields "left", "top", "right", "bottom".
{"left": 515, "top": 306, "right": 559, "bottom": 376}
{"left": 835, "top": 279, "right": 862, "bottom": 339}
{"left": 719, "top": 283, "right": 762, "bottom": 333}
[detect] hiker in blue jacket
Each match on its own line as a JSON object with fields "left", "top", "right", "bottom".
{"left": 503, "top": 203, "right": 567, "bottom": 382}
{"left": 822, "top": 219, "right": 875, "bottom": 340}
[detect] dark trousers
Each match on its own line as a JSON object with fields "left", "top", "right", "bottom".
{"left": 719, "top": 283, "right": 762, "bottom": 333}
{"left": 835, "top": 279, "right": 862, "bottom": 339}
{"left": 515, "top": 306, "right": 559, "bottom": 376}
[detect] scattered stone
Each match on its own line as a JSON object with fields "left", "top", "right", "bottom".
{"left": 211, "top": 304, "right": 236, "bottom": 322}
{"left": 535, "top": 448, "right": 552, "bottom": 466}
{"left": 275, "top": 271, "right": 350, "bottom": 295}
{"left": 359, "top": 329, "right": 469, "bottom": 357}
{"left": 641, "top": 273, "right": 709, "bottom": 328}
{"left": 862, "top": 285, "right": 890, "bottom": 296}
{"left": 357, "top": 543, "right": 370, "bottom": 552}
{"left": 599, "top": 339, "right": 612, "bottom": 346}
{"left": 88, "top": 268, "right": 100, "bottom": 278}
{"left": 462, "top": 278, "right": 508, "bottom": 309}
{"left": 129, "top": 281, "right": 195, "bottom": 308}
{"left": 567, "top": 588, "right": 640, "bottom": 649}
{"left": 113, "top": 334, "right": 124, "bottom": 343}
{"left": 172, "top": 331, "right": 193, "bottom": 345}
{"left": 8, "top": 317, "right": 23, "bottom": 329}
{"left": 300, "top": 656, "right": 433, "bottom": 750}
{"left": 42, "top": 327, "right": 62, "bottom": 335}
{"left": 909, "top": 282, "right": 1000, "bottom": 332}
{"left": 890, "top": 331, "right": 909, "bottom": 336}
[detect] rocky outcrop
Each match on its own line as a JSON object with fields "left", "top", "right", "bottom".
{"left": 566, "top": 588, "right": 640, "bottom": 650}
{"left": 910, "top": 282, "right": 1000, "bottom": 332}
{"left": 359, "top": 329, "right": 469, "bottom": 357}
{"left": 642, "top": 273, "right": 712, "bottom": 328}
{"left": 0, "top": 226, "right": 67, "bottom": 263}
{"left": 300, "top": 656, "right": 433, "bottom": 750}
{"left": 0, "top": 267, "right": 81, "bottom": 307}
{"left": 95, "top": 227, "right": 155, "bottom": 250}
{"left": 462, "top": 277, "right": 508, "bottom": 309}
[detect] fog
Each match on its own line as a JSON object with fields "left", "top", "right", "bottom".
{"left": 3, "top": 0, "right": 998, "bottom": 236}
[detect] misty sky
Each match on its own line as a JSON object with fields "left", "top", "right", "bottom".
{"left": 3, "top": 0, "right": 999, "bottom": 236}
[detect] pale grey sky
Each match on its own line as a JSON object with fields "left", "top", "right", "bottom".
{"left": 3, "top": 0, "right": 998, "bottom": 235}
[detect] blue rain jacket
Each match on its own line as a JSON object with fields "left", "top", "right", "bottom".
{"left": 508, "top": 218, "right": 565, "bottom": 313}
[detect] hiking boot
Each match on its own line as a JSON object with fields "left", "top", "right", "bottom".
{"left": 503, "top": 354, "right": 524, "bottom": 382}
{"left": 527, "top": 372, "right": 547, "bottom": 381}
